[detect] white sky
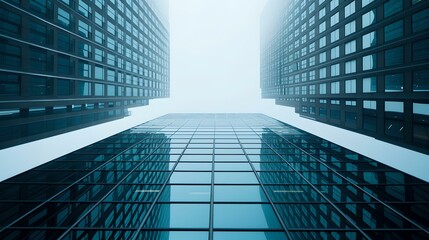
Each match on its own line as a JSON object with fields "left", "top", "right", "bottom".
{"left": 0, "top": 0, "right": 428, "bottom": 182}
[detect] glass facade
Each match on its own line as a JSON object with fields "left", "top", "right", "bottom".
{"left": 0, "top": 0, "right": 170, "bottom": 149}
{"left": 0, "top": 113, "right": 428, "bottom": 240}
{"left": 260, "top": 0, "right": 429, "bottom": 154}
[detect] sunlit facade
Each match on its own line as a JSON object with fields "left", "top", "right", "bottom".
{"left": 0, "top": 114, "right": 428, "bottom": 239}
{"left": 261, "top": 0, "right": 429, "bottom": 154}
{"left": 0, "top": 0, "right": 170, "bottom": 149}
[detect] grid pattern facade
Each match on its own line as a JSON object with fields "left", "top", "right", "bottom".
{"left": 0, "top": 0, "right": 169, "bottom": 149}
{"left": 261, "top": 0, "right": 429, "bottom": 154}
{"left": 0, "top": 113, "right": 428, "bottom": 240}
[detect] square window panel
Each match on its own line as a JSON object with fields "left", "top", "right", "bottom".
{"left": 214, "top": 148, "right": 244, "bottom": 154}
{"left": 213, "top": 204, "right": 282, "bottom": 229}
{"left": 180, "top": 155, "right": 212, "bottom": 162}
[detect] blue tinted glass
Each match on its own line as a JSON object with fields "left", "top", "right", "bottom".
{"left": 160, "top": 185, "right": 211, "bottom": 202}
{"left": 213, "top": 231, "right": 288, "bottom": 240}
{"left": 215, "top": 172, "right": 259, "bottom": 184}
{"left": 170, "top": 172, "right": 212, "bottom": 184}
{"left": 176, "top": 163, "right": 212, "bottom": 171}
{"left": 180, "top": 155, "right": 212, "bottom": 162}
{"left": 214, "top": 185, "right": 268, "bottom": 202}
{"left": 214, "top": 204, "right": 282, "bottom": 229}
{"left": 144, "top": 204, "right": 210, "bottom": 228}
{"left": 139, "top": 231, "right": 209, "bottom": 240}
{"left": 215, "top": 163, "right": 252, "bottom": 171}
{"left": 215, "top": 154, "right": 247, "bottom": 162}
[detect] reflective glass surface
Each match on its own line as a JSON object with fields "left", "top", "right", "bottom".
{"left": 0, "top": 114, "right": 428, "bottom": 239}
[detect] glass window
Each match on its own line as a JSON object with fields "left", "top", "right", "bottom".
{"left": 319, "top": 83, "right": 327, "bottom": 94}
{"left": 78, "top": 60, "right": 91, "bottom": 78}
{"left": 362, "top": 0, "right": 374, "bottom": 7}
{"left": 413, "top": 8, "right": 429, "bottom": 33}
{"left": 345, "top": 60, "right": 356, "bottom": 74}
{"left": 331, "top": 64, "right": 340, "bottom": 76}
{"left": 78, "top": 0, "right": 91, "bottom": 18}
{"left": 384, "top": 0, "right": 402, "bottom": 18}
{"left": 345, "top": 21, "right": 356, "bottom": 36}
{"left": 364, "top": 100, "right": 377, "bottom": 109}
{"left": 214, "top": 204, "right": 281, "bottom": 229}
{"left": 159, "top": 185, "right": 211, "bottom": 202}
{"left": 0, "top": 42, "right": 21, "bottom": 68}
{"left": 170, "top": 172, "right": 211, "bottom": 184}
{"left": 413, "top": 70, "right": 429, "bottom": 92}
{"left": 94, "top": 65, "right": 104, "bottom": 80}
{"left": 57, "top": 79, "right": 73, "bottom": 96}
{"left": 362, "top": 10, "right": 376, "bottom": 28}
{"left": 362, "top": 31, "right": 376, "bottom": 49}
{"left": 319, "top": 36, "right": 326, "bottom": 48}
{"left": 385, "top": 47, "right": 403, "bottom": 66}
{"left": 94, "top": 83, "right": 104, "bottom": 96}
{"left": 331, "top": 81, "right": 340, "bottom": 94}
{"left": 345, "top": 40, "right": 356, "bottom": 55}
{"left": 29, "top": 76, "right": 53, "bottom": 96}
{"left": 331, "top": 46, "right": 339, "bottom": 59}
{"left": 331, "top": 12, "right": 339, "bottom": 26}
{"left": 384, "top": 20, "right": 403, "bottom": 42}
{"left": 0, "top": 9, "right": 21, "bottom": 36}
{"left": 330, "top": 0, "right": 339, "bottom": 11}
{"left": 215, "top": 172, "right": 258, "bottom": 184}
{"left": 214, "top": 186, "right": 268, "bottom": 202}
{"left": 385, "top": 74, "right": 404, "bottom": 92}
{"left": 331, "top": 29, "right": 339, "bottom": 43}
{"left": 319, "top": 8, "right": 326, "bottom": 19}
{"left": 319, "top": 52, "right": 326, "bottom": 63}
{"left": 0, "top": 73, "right": 20, "bottom": 96}
{"left": 363, "top": 54, "right": 376, "bottom": 71}
{"left": 57, "top": 7, "right": 72, "bottom": 29}
{"left": 78, "top": 20, "right": 91, "bottom": 38}
{"left": 413, "top": 39, "right": 429, "bottom": 62}
{"left": 145, "top": 204, "right": 210, "bottom": 228}
{"left": 319, "top": 68, "right": 327, "bottom": 79}
{"left": 345, "top": 1, "right": 355, "bottom": 18}
{"left": 319, "top": 21, "right": 326, "bottom": 33}
{"left": 77, "top": 81, "right": 91, "bottom": 96}
{"left": 345, "top": 79, "right": 356, "bottom": 93}
{"left": 214, "top": 232, "right": 287, "bottom": 240}
{"left": 363, "top": 77, "right": 377, "bottom": 93}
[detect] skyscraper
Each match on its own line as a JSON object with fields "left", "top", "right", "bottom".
{"left": 260, "top": 0, "right": 429, "bottom": 154}
{"left": 0, "top": 0, "right": 170, "bottom": 149}
{"left": 0, "top": 114, "right": 428, "bottom": 240}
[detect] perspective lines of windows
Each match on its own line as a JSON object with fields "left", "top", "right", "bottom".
{"left": 261, "top": 0, "right": 429, "bottom": 154}
{"left": 0, "top": 114, "right": 428, "bottom": 240}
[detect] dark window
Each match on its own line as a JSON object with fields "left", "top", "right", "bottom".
{"left": 330, "top": 109, "right": 340, "bottom": 120}
{"left": 29, "top": 47, "right": 50, "bottom": 71}
{"left": 29, "top": 76, "right": 53, "bottom": 96}
{"left": 57, "top": 31, "right": 74, "bottom": 52}
{"left": 385, "top": 47, "right": 403, "bottom": 67}
{"left": 385, "top": 74, "right": 404, "bottom": 92}
{"left": 57, "top": 54, "right": 74, "bottom": 74}
{"left": 384, "top": 20, "right": 403, "bottom": 42}
{"left": 0, "top": 8, "right": 21, "bottom": 36}
{"left": 413, "top": 70, "right": 429, "bottom": 92}
{"left": 77, "top": 81, "right": 91, "bottom": 96}
{"left": 413, "top": 103, "right": 429, "bottom": 147}
{"left": 345, "top": 112, "right": 357, "bottom": 128}
{"left": 413, "top": 39, "right": 429, "bottom": 62}
{"left": 363, "top": 109, "right": 376, "bottom": 132}
{"left": 29, "top": 0, "right": 53, "bottom": 19}
{"left": 28, "top": 21, "right": 52, "bottom": 46}
{"left": 412, "top": 8, "right": 429, "bottom": 33}
{"left": 57, "top": 79, "right": 74, "bottom": 96}
{"left": 0, "top": 73, "right": 20, "bottom": 96}
{"left": 0, "top": 40, "right": 21, "bottom": 68}
{"left": 384, "top": 0, "right": 402, "bottom": 18}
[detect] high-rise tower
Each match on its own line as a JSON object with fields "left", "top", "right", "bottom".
{"left": 261, "top": 0, "right": 429, "bottom": 154}
{"left": 0, "top": 0, "right": 170, "bottom": 149}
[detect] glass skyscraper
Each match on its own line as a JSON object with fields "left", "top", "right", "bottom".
{"left": 0, "top": 114, "right": 428, "bottom": 240}
{"left": 260, "top": 0, "right": 429, "bottom": 154}
{"left": 0, "top": 0, "right": 170, "bottom": 149}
